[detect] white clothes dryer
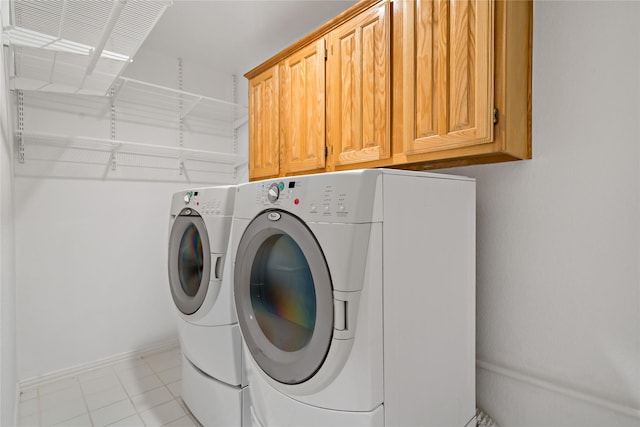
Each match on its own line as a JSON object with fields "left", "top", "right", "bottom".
{"left": 231, "top": 169, "right": 476, "bottom": 427}
{"left": 168, "top": 186, "right": 249, "bottom": 427}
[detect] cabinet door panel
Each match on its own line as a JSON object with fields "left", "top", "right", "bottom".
{"left": 281, "top": 39, "right": 326, "bottom": 174}
{"left": 449, "top": 0, "right": 474, "bottom": 132}
{"left": 249, "top": 66, "right": 279, "bottom": 179}
{"left": 404, "top": 0, "right": 494, "bottom": 155}
{"left": 362, "top": 14, "right": 387, "bottom": 151}
{"left": 337, "top": 31, "right": 358, "bottom": 153}
{"left": 329, "top": 1, "right": 390, "bottom": 166}
{"left": 415, "top": 0, "right": 437, "bottom": 139}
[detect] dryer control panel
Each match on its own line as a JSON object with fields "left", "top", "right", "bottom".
{"left": 247, "top": 170, "right": 381, "bottom": 223}
{"left": 257, "top": 180, "right": 305, "bottom": 210}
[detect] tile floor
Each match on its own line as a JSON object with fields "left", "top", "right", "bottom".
{"left": 17, "top": 346, "right": 201, "bottom": 427}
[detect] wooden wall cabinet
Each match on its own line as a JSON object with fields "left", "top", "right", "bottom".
{"left": 402, "top": 0, "right": 494, "bottom": 154}
{"left": 391, "top": 0, "right": 532, "bottom": 170}
{"left": 246, "top": 0, "right": 387, "bottom": 180}
{"left": 248, "top": 65, "right": 280, "bottom": 179}
{"left": 280, "top": 39, "right": 327, "bottom": 174}
{"left": 327, "top": 1, "right": 390, "bottom": 168}
{"left": 245, "top": 0, "right": 532, "bottom": 180}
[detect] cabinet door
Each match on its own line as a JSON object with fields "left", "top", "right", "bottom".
{"left": 280, "top": 39, "right": 326, "bottom": 174}
{"left": 403, "top": 0, "right": 494, "bottom": 155}
{"left": 249, "top": 66, "right": 280, "bottom": 179}
{"left": 328, "top": 1, "right": 390, "bottom": 166}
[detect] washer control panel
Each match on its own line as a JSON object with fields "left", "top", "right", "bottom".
{"left": 180, "top": 189, "right": 231, "bottom": 216}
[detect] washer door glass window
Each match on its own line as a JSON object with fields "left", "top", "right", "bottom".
{"left": 168, "top": 209, "right": 211, "bottom": 315}
{"left": 235, "top": 210, "right": 333, "bottom": 385}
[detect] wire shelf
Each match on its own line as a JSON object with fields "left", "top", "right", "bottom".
{"left": 4, "top": 0, "right": 171, "bottom": 95}
{"left": 6, "top": 0, "right": 247, "bottom": 182}
{"left": 19, "top": 132, "right": 242, "bottom": 165}
{"left": 111, "top": 77, "right": 248, "bottom": 136}
{"left": 15, "top": 131, "right": 241, "bottom": 183}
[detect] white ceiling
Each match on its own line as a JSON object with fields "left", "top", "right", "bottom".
{"left": 139, "top": 0, "right": 357, "bottom": 76}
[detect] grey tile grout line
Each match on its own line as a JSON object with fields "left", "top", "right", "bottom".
{"left": 77, "top": 374, "right": 97, "bottom": 427}
{"left": 175, "top": 397, "right": 202, "bottom": 427}
{"left": 107, "top": 354, "right": 185, "bottom": 426}
{"left": 111, "top": 358, "right": 155, "bottom": 427}
{"left": 79, "top": 365, "right": 121, "bottom": 426}
{"left": 20, "top": 349, "right": 186, "bottom": 427}
{"left": 35, "top": 387, "right": 42, "bottom": 427}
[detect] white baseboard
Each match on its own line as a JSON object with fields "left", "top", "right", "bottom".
{"left": 477, "top": 359, "right": 640, "bottom": 421}
{"left": 18, "top": 337, "right": 180, "bottom": 392}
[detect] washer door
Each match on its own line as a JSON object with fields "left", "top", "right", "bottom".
{"left": 168, "top": 208, "right": 211, "bottom": 315}
{"left": 234, "top": 210, "right": 333, "bottom": 385}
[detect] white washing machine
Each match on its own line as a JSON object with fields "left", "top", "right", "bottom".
{"left": 168, "top": 186, "right": 249, "bottom": 426}
{"left": 231, "top": 169, "right": 476, "bottom": 427}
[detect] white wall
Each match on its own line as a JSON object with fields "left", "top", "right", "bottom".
{"left": 444, "top": 1, "right": 640, "bottom": 424}
{"left": 1, "top": 26, "right": 18, "bottom": 427}
{"left": 14, "top": 48, "right": 247, "bottom": 381}
{"left": 15, "top": 178, "right": 184, "bottom": 380}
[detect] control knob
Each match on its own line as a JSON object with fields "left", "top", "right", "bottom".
{"left": 267, "top": 183, "right": 280, "bottom": 203}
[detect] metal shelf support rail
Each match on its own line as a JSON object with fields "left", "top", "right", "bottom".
{"left": 85, "top": 0, "right": 127, "bottom": 76}
{"left": 113, "top": 76, "right": 248, "bottom": 124}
